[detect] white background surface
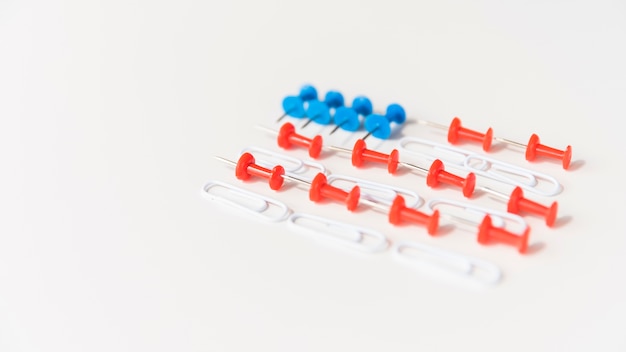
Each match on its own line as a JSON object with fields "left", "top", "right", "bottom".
{"left": 2, "top": 1, "right": 626, "bottom": 351}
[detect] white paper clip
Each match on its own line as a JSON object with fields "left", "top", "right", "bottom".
{"left": 201, "top": 180, "right": 291, "bottom": 222}
{"left": 427, "top": 197, "right": 528, "bottom": 233}
{"left": 397, "top": 137, "right": 562, "bottom": 197}
{"left": 394, "top": 241, "right": 502, "bottom": 285}
{"left": 326, "top": 174, "right": 423, "bottom": 208}
{"left": 288, "top": 213, "right": 389, "bottom": 253}
{"left": 240, "top": 146, "right": 327, "bottom": 179}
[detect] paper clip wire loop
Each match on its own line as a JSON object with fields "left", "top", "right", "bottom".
{"left": 394, "top": 241, "right": 502, "bottom": 285}
{"left": 427, "top": 197, "right": 528, "bottom": 232}
{"left": 201, "top": 180, "right": 291, "bottom": 222}
{"left": 241, "top": 146, "right": 327, "bottom": 177}
{"left": 288, "top": 213, "right": 389, "bottom": 253}
{"left": 397, "top": 137, "right": 562, "bottom": 197}
{"left": 326, "top": 174, "right": 424, "bottom": 208}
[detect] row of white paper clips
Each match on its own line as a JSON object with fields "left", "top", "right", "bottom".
{"left": 202, "top": 179, "right": 506, "bottom": 286}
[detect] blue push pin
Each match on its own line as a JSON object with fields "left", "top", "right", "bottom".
{"left": 301, "top": 90, "right": 345, "bottom": 128}
{"left": 329, "top": 96, "right": 373, "bottom": 134}
{"left": 362, "top": 103, "right": 406, "bottom": 140}
{"left": 277, "top": 85, "right": 318, "bottom": 122}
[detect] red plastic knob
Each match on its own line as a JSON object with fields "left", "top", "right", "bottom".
{"left": 447, "top": 117, "right": 493, "bottom": 152}
{"left": 277, "top": 122, "right": 323, "bottom": 159}
{"left": 388, "top": 195, "right": 439, "bottom": 236}
{"left": 235, "top": 152, "right": 285, "bottom": 190}
{"left": 507, "top": 186, "right": 558, "bottom": 227}
{"left": 477, "top": 215, "right": 530, "bottom": 253}
{"left": 426, "top": 159, "right": 476, "bottom": 198}
{"left": 309, "top": 173, "right": 360, "bottom": 211}
{"left": 351, "top": 139, "right": 400, "bottom": 174}
{"left": 525, "top": 134, "right": 572, "bottom": 170}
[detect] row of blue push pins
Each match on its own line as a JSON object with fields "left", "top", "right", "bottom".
{"left": 276, "top": 84, "right": 407, "bottom": 140}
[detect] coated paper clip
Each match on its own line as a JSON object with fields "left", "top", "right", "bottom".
{"left": 201, "top": 180, "right": 291, "bottom": 222}
{"left": 394, "top": 241, "right": 502, "bottom": 285}
{"left": 240, "top": 146, "right": 327, "bottom": 180}
{"left": 288, "top": 213, "right": 388, "bottom": 253}
{"left": 397, "top": 137, "right": 562, "bottom": 197}
{"left": 326, "top": 174, "right": 424, "bottom": 208}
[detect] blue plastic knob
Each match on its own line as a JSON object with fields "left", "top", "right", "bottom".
{"left": 282, "top": 96, "right": 306, "bottom": 118}
{"left": 324, "top": 91, "right": 344, "bottom": 109}
{"left": 299, "top": 85, "right": 318, "bottom": 101}
{"left": 333, "top": 107, "right": 361, "bottom": 131}
{"left": 351, "top": 96, "right": 373, "bottom": 116}
{"left": 364, "top": 114, "right": 392, "bottom": 139}
{"left": 305, "top": 100, "right": 332, "bottom": 125}
{"left": 385, "top": 103, "right": 406, "bottom": 124}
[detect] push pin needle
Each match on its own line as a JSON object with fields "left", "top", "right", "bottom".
{"left": 216, "top": 153, "right": 440, "bottom": 234}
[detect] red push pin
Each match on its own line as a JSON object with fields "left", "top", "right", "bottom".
{"left": 276, "top": 122, "right": 324, "bottom": 159}
{"left": 525, "top": 134, "right": 572, "bottom": 170}
{"left": 309, "top": 173, "right": 360, "bottom": 211}
{"left": 494, "top": 133, "right": 572, "bottom": 169}
{"left": 329, "top": 139, "right": 400, "bottom": 174}
{"left": 215, "top": 153, "right": 285, "bottom": 190}
{"left": 427, "top": 160, "right": 476, "bottom": 198}
{"left": 507, "top": 186, "right": 558, "bottom": 227}
{"left": 477, "top": 215, "right": 530, "bottom": 253}
{"left": 447, "top": 117, "right": 493, "bottom": 152}
{"left": 389, "top": 195, "right": 439, "bottom": 235}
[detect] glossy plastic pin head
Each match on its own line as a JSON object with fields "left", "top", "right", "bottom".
{"left": 363, "top": 103, "right": 406, "bottom": 140}
{"left": 303, "top": 90, "right": 345, "bottom": 127}
{"left": 447, "top": 117, "right": 493, "bottom": 152}
{"left": 309, "top": 173, "right": 361, "bottom": 211}
{"left": 477, "top": 215, "right": 530, "bottom": 253}
{"left": 526, "top": 134, "right": 572, "bottom": 170}
{"left": 277, "top": 122, "right": 323, "bottom": 159}
{"left": 330, "top": 96, "right": 373, "bottom": 134}
{"left": 277, "top": 85, "right": 318, "bottom": 122}
{"left": 352, "top": 96, "right": 373, "bottom": 116}
{"left": 426, "top": 159, "right": 476, "bottom": 198}
{"left": 332, "top": 107, "right": 360, "bottom": 132}
{"left": 351, "top": 139, "right": 400, "bottom": 174}
{"left": 235, "top": 152, "right": 285, "bottom": 190}
{"left": 389, "top": 195, "right": 439, "bottom": 236}
{"left": 507, "top": 186, "right": 558, "bottom": 227}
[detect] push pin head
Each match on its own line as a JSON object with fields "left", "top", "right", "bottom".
{"left": 330, "top": 96, "right": 373, "bottom": 134}
{"left": 277, "top": 122, "right": 323, "bottom": 159}
{"left": 426, "top": 159, "right": 476, "bottom": 198}
{"left": 277, "top": 85, "right": 318, "bottom": 122}
{"left": 303, "top": 90, "right": 345, "bottom": 127}
{"left": 526, "top": 134, "right": 572, "bottom": 170}
{"left": 447, "top": 117, "right": 493, "bottom": 152}
{"left": 234, "top": 152, "right": 285, "bottom": 190}
{"left": 507, "top": 186, "right": 558, "bottom": 227}
{"left": 389, "top": 195, "right": 439, "bottom": 235}
{"left": 350, "top": 139, "right": 400, "bottom": 174}
{"left": 363, "top": 103, "right": 407, "bottom": 140}
{"left": 477, "top": 215, "right": 530, "bottom": 253}
{"left": 309, "top": 173, "right": 361, "bottom": 211}
{"left": 352, "top": 96, "right": 373, "bottom": 116}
